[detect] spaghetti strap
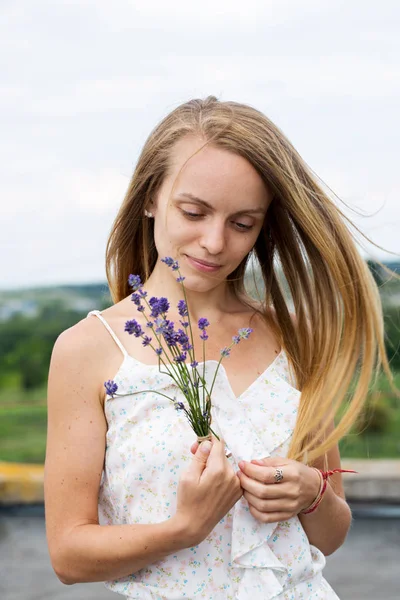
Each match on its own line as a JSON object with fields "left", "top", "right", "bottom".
{"left": 87, "top": 310, "right": 128, "bottom": 358}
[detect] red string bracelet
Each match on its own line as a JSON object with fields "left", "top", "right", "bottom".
{"left": 300, "top": 468, "right": 357, "bottom": 515}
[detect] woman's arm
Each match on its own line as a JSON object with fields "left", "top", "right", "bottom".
{"left": 45, "top": 322, "right": 190, "bottom": 584}
{"left": 45, "top": 321, "right": 241, "bottom": 584}
{"left": 298, "top": 434, "right": 352, "bottom": 555}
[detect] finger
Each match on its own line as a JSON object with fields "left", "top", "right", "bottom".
{"left": 250, "top": 456, "right": 288, "bottom": 468}
{"left": 238, "top": 471, "right": 290, "bottom": 499}
{"left": 243, "top": 490, "right": 296, "bottom": 514}
{"left": 248, "top": 503, "right": 295, "bottom": 524}
{"left": 190, "top": 441, "right": 199, "bottom": 455}
{"left": 189, "top": 440, "right": 212, "bottom": 480}
{"left": 239, "top": 461, "right": 288, "bottom": 485}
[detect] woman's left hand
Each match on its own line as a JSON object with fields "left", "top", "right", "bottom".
{"left": 237, "top": 456, "right": 321, "bottom": 524}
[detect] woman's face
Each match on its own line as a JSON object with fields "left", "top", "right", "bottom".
{"left": 151, "top": 135, "right": 272, "bottom": 293}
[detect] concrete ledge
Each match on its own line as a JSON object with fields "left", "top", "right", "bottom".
{"left": 341, "top": 459, "right": 400, "bottom": 502}
{"left": 0, "top": 461, "right": 44, "bottom": 505}
{"left": 0, "top": 459, "right": 399, "bottom": 505}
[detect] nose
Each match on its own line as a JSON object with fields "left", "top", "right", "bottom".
{"left": 199, "top": 218, "right": 226, "bottom": 255}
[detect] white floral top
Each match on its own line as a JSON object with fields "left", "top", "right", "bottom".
{"left": 88, "top": 310, "right": 340, "bottom": 600}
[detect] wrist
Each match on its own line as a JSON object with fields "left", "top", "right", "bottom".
{"left": 169, "top": 513, "right": 203, "bottom": 548}
{"left": 300, "top": 467, "right": 325, "bottom": 515}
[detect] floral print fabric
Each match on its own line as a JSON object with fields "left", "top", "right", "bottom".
{"left": 88, "top": 310, "right": 339, "bottom": 599}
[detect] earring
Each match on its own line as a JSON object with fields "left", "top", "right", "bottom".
{"left": 144, "top": 209, "right": 153, "bottom": 218}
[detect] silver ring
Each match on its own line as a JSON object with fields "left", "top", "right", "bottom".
{"left": 274, "top": 467, "right": 284, "bottom": 483}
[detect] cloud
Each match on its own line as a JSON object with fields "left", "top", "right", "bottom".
{"left": 1, "top": 0, "right": 399, "bottom": 288}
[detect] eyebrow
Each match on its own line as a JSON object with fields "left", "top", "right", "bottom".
{"left": 176, "top": 192, "right": 266, "bottom": 215}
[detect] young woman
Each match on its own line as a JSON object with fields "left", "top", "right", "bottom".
{"left": 45, "top": 96, "right": 394, "bottom": 599}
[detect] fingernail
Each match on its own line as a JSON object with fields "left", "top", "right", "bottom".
{"left": 200, "top": 441, "right": 212, "bottom": 454}
{"left": 238, "top": 461, "right": 245, "bottom": 470}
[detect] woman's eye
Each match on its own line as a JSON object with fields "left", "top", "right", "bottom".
{"left": 234, "top": 222, "right": 253, "bottom": 231}
{"left": 182, "top": 210, "right": 203, "bottom": 219}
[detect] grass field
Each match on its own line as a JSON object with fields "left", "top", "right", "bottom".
{"left": 0, "top": 377, "right": 399, "bottom": 463}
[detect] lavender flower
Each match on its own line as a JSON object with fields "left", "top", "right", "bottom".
{"left": 176, "top": 329, "right": 189, "bottom": 346}
{"left": 131, "top": 292, "right": 142, "bottom": 306}
{"left": 149, "top": 297, "right": 170, "bottom": 318}
{"left": 161, "top": 257, "right": 175, "bottom": 267}
{"left": 237, "top": 327, "right": 253, "bottom": 340}
{"left": 128, "top": 274, "right": 142, "bottom": 291}
{"left": 174, "top": 352, "right": 187, "bottom": 363}
{"left": 198, "top": 317, "right": 209, "bottom": 330}
{"left": 104, "top": 380, "right": 118, "bottom": 397}
{"left": 110, "top": 260, "right": 254, "bottom": 443}
{"left": 177, "top": 300, "right": 188, "bottom": 317}
{"left": 125, "top": 319, "right": 143, "bottom": 337}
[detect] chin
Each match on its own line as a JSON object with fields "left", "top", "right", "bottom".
{"left": 178, "top": 273, "right": 224, "bottom": 294}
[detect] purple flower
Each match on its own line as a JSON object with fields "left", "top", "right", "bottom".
{"left": 131, "top": 292, "right": 142, "bottom": 306}
{"left": 161, "top": 257, "right": 175, "bottom": 267}
{"left": 136, "top": 305, "right": 145, "bottom": 312}
{"left": 142, "top": 335, "right": 152, "bottom": 347}
{"left": 176, "top": 329, "right": 189, "bottom": 346}
{"left": 174, "top": 352, "right": 187, "bottom": 363}
{"left": 200, "top": 330, "right": 209, "bottom": 341}
{"left": 237, "top": 327, "right": 253, "bottom": 340}
{"left": 177, "top": 300, "right": 188, "bottom": 318}
{"left": 176, "top": 276, "right": 185, "bottom": 282}
{"left": 221, "top": 347, "right": 231, "bottom": 358}
{"left": 104, "top": 380, "right": 118, "bottom": 397}
{"left": 182, "top": 342, "right": 193, "bottom": 351}
{"left": 138, "top": 288, "right": 147, "bottom": 298}
{"left": 232, "top": 335, "right": 240, "bottom": 344}
{"left": 174, "top": 400, "right": 185, "bottom": 410}
{"left": 128, "top": 274, "right": 142, "bottom": 291}
{"left": 180, "top": 320, "right": 189, "bottom": 328}
{"left": 149, "top": 296, "right": 170, "bottom": 318}
{"left": 190, "top": 361, "right": 199, "bottom": 368}
{"left": 146, "top": 321, "right": 154, "bottom": 328}
{"left": 155, "top": 347, "right": 163, "bottom": 356}
{"left": 161, "top": 256, "right": 180, "bottom": 270}
{"left": 124, "top": 319, "right": 143, "bottom": 337}
{"left": 198, "top": 317, "right": 209, "bottom": 330}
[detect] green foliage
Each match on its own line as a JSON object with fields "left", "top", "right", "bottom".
{"left": 383, "top": 304, "right": 400, "bottom": 371}
{"left": 0, "top": 306, "right": 82, "bottom": 391}
{"left": 0, "top": 405, "right": 47, "bottom": 463}
{"left": 353, "top": 391, "right": 394, "bottom": 435}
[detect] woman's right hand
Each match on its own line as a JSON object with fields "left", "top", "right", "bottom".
{"left": 174, "top": 437, "right": 243, "bottom": 546}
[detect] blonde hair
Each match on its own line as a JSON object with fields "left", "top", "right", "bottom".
{"left": 106, "top": 95, "right": 398, "bottom": 463}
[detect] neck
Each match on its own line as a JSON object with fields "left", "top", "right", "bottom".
{"left": 142, "top": 262, "right": 241, "bottom": 322}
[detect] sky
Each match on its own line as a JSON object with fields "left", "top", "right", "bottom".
{"left": 1, "top": 0, "right": 399, "bottom": 290}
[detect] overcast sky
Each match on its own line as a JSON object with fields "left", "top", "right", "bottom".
{"left": 1, "top": 0, "right": 399, "bottom": 290}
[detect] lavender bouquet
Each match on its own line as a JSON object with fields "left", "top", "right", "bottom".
{"left": 104, "top": 257, "right": 252, "bottom": 443}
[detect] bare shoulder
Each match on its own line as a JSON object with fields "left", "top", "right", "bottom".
{"left": 49, "top": 314, "right": 111, "bottom": 403}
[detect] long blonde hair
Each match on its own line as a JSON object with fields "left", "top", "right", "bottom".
{"left": 106, "top": 95, "right": 397, "bottom": 463}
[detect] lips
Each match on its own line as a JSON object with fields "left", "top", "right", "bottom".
{"left": 185, "top": 255, "right": 222, "bottom": 272}
{"left": 187, "top": 256, "right": 221, "bottom": 267}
